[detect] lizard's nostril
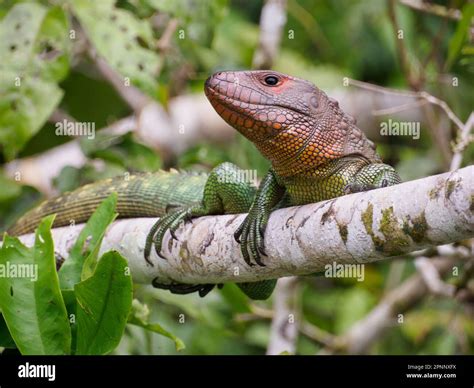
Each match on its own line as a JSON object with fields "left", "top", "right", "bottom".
{"left": 205, "top": 75, "right": 220, "bottom": 91}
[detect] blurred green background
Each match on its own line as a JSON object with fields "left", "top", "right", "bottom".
{"left": 0, "top": 0, "right": 473, "bottom": 355}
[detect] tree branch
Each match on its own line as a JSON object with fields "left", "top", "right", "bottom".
{"left": 414, "top": 256, "right": 456, "bottom": 297}
{"left": 329, "top": 255, "right": 463, "bottom": 354}
{"left": 399, "top": 0, "right": 462, "bottom": 20}
{"left": 13, "top": 166, "right": 473, "bottom": 287}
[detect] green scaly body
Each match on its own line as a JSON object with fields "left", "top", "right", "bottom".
{"left": 8, "top": 70, "right": 401, "bottom": 299}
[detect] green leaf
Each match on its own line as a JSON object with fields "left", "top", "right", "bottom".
{"left": 0, "top": 73, "right": 63, "bottom": 161}
{"left": 128, "top": 299, "right": 185, "bottom": 351}
{"left": 0, "top": 4, "right": 70, "bottom": 82}
{"left": 80, "top": 132, "right": 162, "bottom": 172}
{"left": 61, "top": 289, "right": 78, "bottom": 352}
{"left": 0, "top": 314, "right": 16, "bottom": 349}
{"left": 32, "top": 6, "right": 71, "bottom": 82}
{"left": 75, "top": 251, "right": 133, "bottom": 355}
{"left": 0, "top": 216, "right": 71, "bottom": 354}
{"left": 0, "top": 174, "right": 21, "bottom": 202}
{"left": 0, "top": 3, "right": 70, "bottom": 160}
{"left": 80, "top": 237, "right": 104, "bottom": 282}
{"left": 0, "top": 3, "right": 47, "bottom": 73}
{"left": 71, "top": 0, "right": 161, "bottom": 97}
{"left": 219, "top": 283, "right": 252, "bottom": 313}
{"left": 146, "top": 0, "right": 228, "bottom": 45}
{"left": 0, "top": 185, "right": 41, "bottom": 233}
{"left": 446, "top": 3, "right": 474, "bottom": 70}
{"left": 59, "top": 193, "right": 118, "bottom": 289}
{"left": 53, "top": 165, "right": 83, "bottom": 194}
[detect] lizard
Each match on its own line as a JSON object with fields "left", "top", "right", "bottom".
{"left": 7, "top": 70, "right": 401, "bottom": 299}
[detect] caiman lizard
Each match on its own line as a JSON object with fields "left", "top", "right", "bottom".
{"left": 8, "top": 70, "right": 401, "bottom": 299}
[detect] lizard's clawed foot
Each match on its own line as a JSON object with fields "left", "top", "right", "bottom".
{"left": 144, "top": 206, "right": 200, "bottom": 265}
{"left": 344, "top": 177, "right": 391, "bottom": 195}
{"left": 343, "top": 182, "right": 377, "bottom": 195}
{"left": 152, "top": 279, "right": 223, "bottom": 297}
{"left": 234, "top": 210, "right": 269, "bottom": 267}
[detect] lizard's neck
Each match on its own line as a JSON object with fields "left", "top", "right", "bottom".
{"left": 252, "top": 117, "right": 380, "bottom": 178}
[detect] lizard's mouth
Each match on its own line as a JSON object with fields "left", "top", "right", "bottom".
{"left": 205, "top": 81, "right": 308, "bottom": 118}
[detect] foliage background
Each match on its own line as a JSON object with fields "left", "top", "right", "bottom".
{"left": 0, "top": 0, "right": 473, "bottom": 355}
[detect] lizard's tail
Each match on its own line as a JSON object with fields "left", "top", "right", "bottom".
{"left": 7, "top": 170, "right": 207, "bottom": 236}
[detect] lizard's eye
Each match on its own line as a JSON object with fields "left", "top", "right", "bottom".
{"left": 263, "top": 75, "right": 279, "bottom": 86}
{"left": 310, "top": 95, "right": 318, "bottom": 108}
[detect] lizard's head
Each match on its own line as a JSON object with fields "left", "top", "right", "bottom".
{"left": 205, "top": 70, "right": 377, "bottom": 176}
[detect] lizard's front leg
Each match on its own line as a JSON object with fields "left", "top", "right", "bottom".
{"left": 344, "top": 163, "right": 401, "bottom": 194}
{"left": 144, "top": 162, "right": 256, "bottom": 264}
{"left": 145, "top": 163, "right": 278, "bottom": 299}
{"left": 234, "top": 169, "right": 286, "bottom": 266}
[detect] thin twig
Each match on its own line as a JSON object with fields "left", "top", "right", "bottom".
{"left": 372, "top": 98, "right": 428, "bottom": 116}
{"left": 347, "top": 78, "right": 467, "bottom": 134}
{"left": 450, "top": 112, "right": 474, "bottom": 171}
{"left": 415, "top": 257, "right": 456, "bottom": 297}
{"left": 388, "top": 0, "right": 419, "bottom": 89}
{"left": 236, "top": 303, "right": 337, "bottom": 348}
{"left": 399, "top": 0, "right": 462, "bottom": 20}
{"left": 157, "top": 18, "right": 179, "bottom": 52}
{"left": 299, "top": 322, "right": 339, "bottom": 348}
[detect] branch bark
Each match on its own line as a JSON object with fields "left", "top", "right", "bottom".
{"left": 12, "top": 166, "right": 473, "bottom": 287}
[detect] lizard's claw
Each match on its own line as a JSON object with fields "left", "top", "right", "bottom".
{"left": 152, "top": 279, "right": 218, "bottom": 297}
{"left": 169, "top": 228, "right": 179, "bottom": 241}
{"left": 234, "top": 210, "right": 269, "bottom": 267}
{"left": 144, "top": 207, "right": 197, "bottom": 265}
{"left": 343, "top": 182, "right": 377, "bottom": 194}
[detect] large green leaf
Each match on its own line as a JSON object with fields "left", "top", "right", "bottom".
{"left": 71, "top": 0, "right": 161, "bottom": 97}
{"left": 0, "top": 3, "right": 70, "bottom": 160}
{"left": 75, "top": 251, "right": 133, "bottom": 355}
{"left": 0, "top": 216, "right": 71, "bottom": 355}
{"left": 146, "top": 0, "right": 228, "bottom": 44}
{"left": 59, "top": 193, "right": 117, "bottom": 290}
